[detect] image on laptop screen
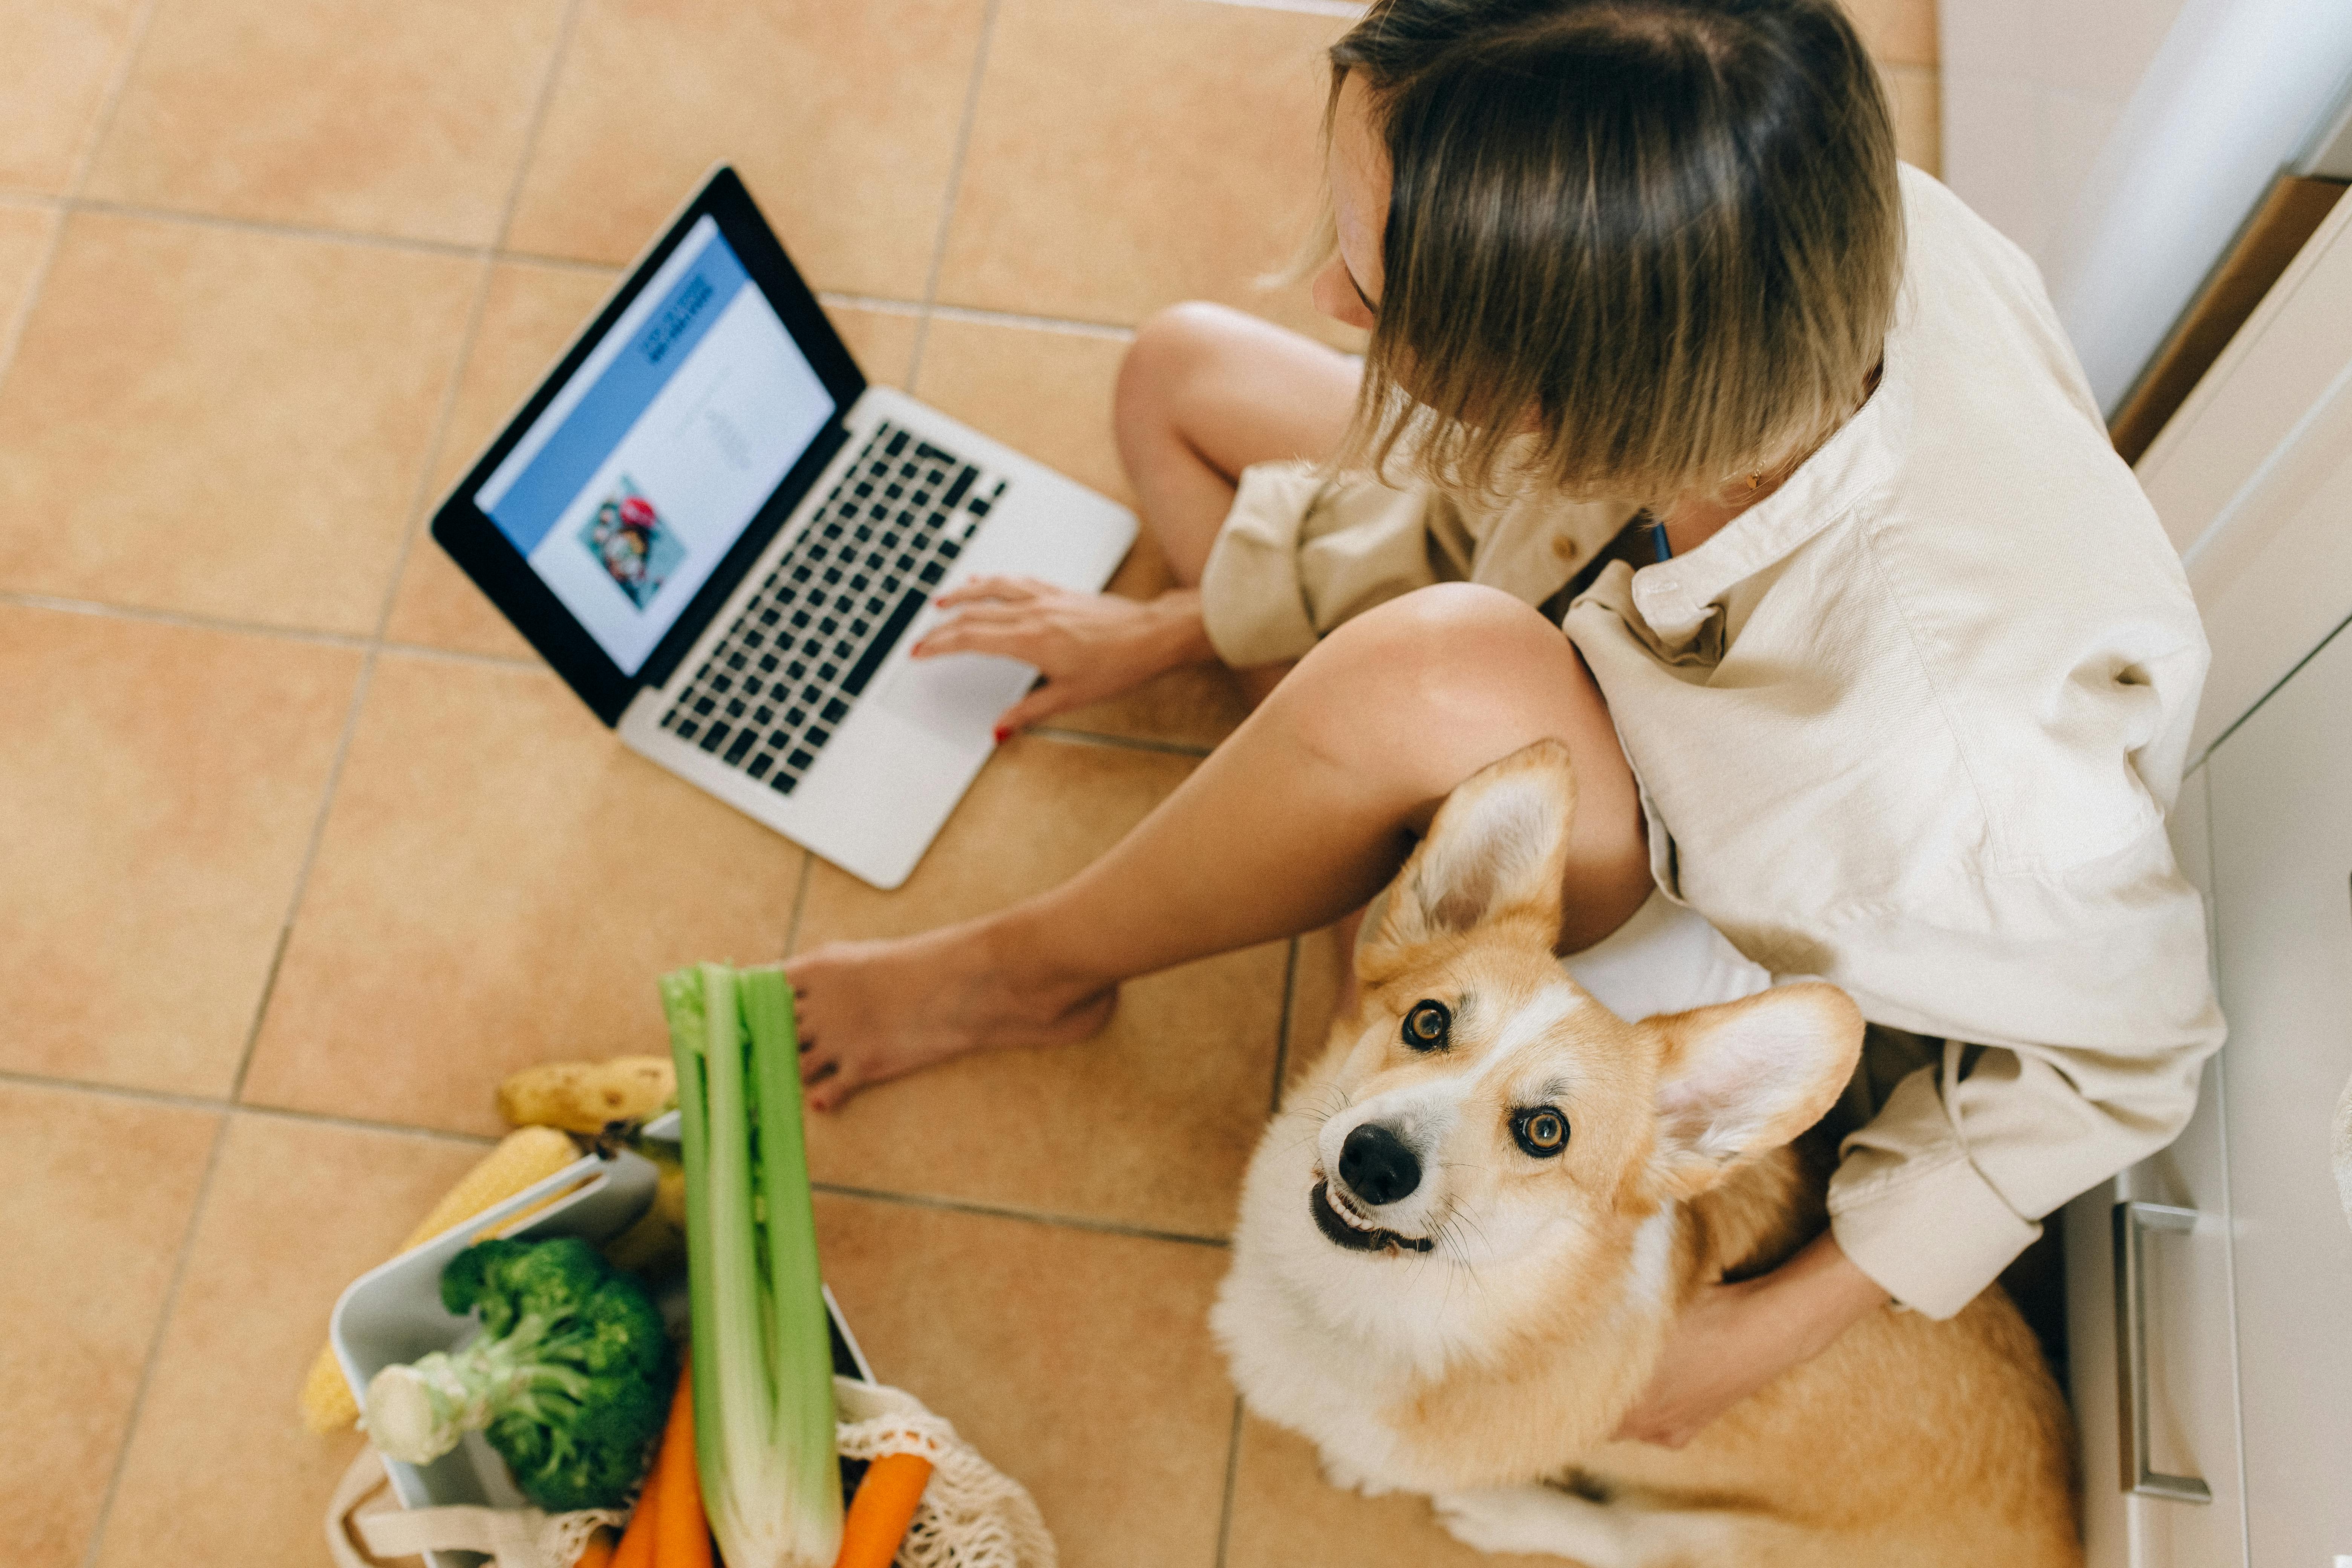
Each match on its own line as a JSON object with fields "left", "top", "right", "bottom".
{"left": 473, "top": 214, "right": 836, "bottom": 675}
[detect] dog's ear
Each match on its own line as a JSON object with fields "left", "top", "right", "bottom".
{"left": 1646, "top": 982, "right": 1863, "bottom": 1196}
{"left": 1368, "top": 740, "right": 1577, "bottom": 957}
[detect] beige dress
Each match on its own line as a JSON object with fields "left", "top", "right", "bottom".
{"left": 1196, "top": 165, "right": 2224, "bottom": 1321}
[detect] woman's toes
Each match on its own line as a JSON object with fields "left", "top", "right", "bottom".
{"left": 806, "top": 1066, "right": 858, "bottom": 1113}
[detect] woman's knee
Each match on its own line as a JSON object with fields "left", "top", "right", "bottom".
{"left": 1292, "top": 585, "right": 1646, "bottom": 927}
{"left": 1292, "top": 585, "right": 1604, "bottom": 758}
{"left": 1117, "top": 302, "right": 1254, "bottom": 430}
{"left": 1342, "top": 583, "right": 1579, "bottom": 692}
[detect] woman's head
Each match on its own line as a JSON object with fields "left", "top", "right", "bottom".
{"left": 1312, "top": 0, "right": 1902, "bottom": 505}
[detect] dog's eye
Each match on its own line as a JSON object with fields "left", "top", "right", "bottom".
{"left": 1512, "top": 1107, "right": 1569, "bottom": 1158}
{"left": 1401, "top": 1000, "right": 1452, "bottom": 1052}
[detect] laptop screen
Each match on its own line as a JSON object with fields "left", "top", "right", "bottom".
{"left": 472, "top": 215, "right": 836, "bottom": 675}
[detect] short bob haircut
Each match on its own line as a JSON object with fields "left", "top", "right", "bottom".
{"left": 1322, "top": 0, "right": 1903, "bottom": 504}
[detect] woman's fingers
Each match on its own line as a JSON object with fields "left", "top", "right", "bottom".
{"left": 911, "top": 602, "right": 1035, "bottom": 657}
{"left": 913, "top": 616, "right": 1042, "bottom": 661}
{"left": 933, "top": 575, "right": 1047, "bottom": 609}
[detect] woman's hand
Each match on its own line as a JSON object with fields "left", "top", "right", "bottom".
{"left": 1614, "top": 1231, "right": 1891, "bottom": 1447}
{"left": 912, "top": 577, "right": 1216, "bottom": 735}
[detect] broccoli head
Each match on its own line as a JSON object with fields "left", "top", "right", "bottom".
{"left": 364, "top": 1236, "right": 672, "bottom": 1511}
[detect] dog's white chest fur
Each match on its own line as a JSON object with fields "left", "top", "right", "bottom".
{"left": 1211, "top": 1118, "right": 1443, "bottom": 1488}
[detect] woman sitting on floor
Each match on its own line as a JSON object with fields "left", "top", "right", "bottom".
{"left": 786, "top": 0, "right": 2222, "bottom": 1446}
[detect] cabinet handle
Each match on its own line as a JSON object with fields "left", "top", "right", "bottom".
{"left": 2111, "top": 1200, "right": 2213, "bottom": 1504}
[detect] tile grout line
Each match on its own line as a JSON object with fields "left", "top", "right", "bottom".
{"left": 0, "top": 206, "right": 65, "bottom": 392}
{"left": 495, "top": 245, "right": 629, "bottom": 277}
{"left": 903, "top": 0, "right": 1004, "bottom": 389}
{"left": 1270, "top": 936, "right": 1301, "bottom": 1114}
{"left": 0, "top": 588, "right": 373, "bottom": 646}
{"left": 1211, "top": 1396, "right": 1247, "bottom": 1568}
{"left": 64, "top": 0, "right": 162, "bottom": 200}
{"left": 1030, "top": 724, "right": 1212, "bottom": 759}
{"left": 815, "top": 289, "right": 925, "bottom": 320}
{"left": 782, "top": 851, "right": 817, "bottom": 955}
{"left": 0, "top": 588, "right": 564, "bottom": 676}
{"left": 222, "top": 651, "right": 378, "bottom": 1103}
{"left": 78, "top": 1110, "right": 235, "bottom": 1568}
{"left": 924, "top": 300, "right": 1136, "bottom": 341}
{"left": 239, "top": 1102, "right": 501, "bottom": 1147}
{"left": 813, "top": 1180, "right": 1229, "bottom": 1248}
{"left": 0, "top": 1068, "right": 503, "bottom": 1147}
{"left": 63, "top": 195, "right": 496, "bottom": 261}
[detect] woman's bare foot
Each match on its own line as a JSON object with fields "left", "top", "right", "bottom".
{"left": 786, "top": 919, "right": 1118, "bottom": 1110}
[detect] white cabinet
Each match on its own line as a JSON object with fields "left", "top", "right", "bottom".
{"left": 2206, "top": 622, "right": 2352, "bottom": 1560}
{"left": 2067, "top": 620, "right": 2352, "bottom": 1566}
{"left": 2067, "top": 772, "right": 2248, "bottom": 1568}
{"left": 2067, "top": 131, "right": 2352, "bottom": 1566}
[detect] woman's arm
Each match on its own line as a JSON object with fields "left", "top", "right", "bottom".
{"left": 1614, "top": 1230, "right": 1890, "bottom": 1447}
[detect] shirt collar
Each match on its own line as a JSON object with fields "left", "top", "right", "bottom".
{"left": 1628, "top": 345, "right": 1911, "bottom": 645}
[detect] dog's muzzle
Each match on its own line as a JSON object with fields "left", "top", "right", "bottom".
{"left": 1311, "top": 1179, "right": 1434, "bottom": 1254}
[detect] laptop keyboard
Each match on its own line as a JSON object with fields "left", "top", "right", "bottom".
{"left": 657, "top": 420, "right": 1007, "bottom": 796}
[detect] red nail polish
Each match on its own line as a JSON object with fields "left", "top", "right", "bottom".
{"left": 993, "top": 726, "right": 1011, "bottom": 745}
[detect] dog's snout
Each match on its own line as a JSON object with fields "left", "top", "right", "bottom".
{"left": 1338, "top": 1122, "right": 1421, "bottom": 1207}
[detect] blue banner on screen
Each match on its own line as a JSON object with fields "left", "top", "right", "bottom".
{"left": 475, "top": 217, "right": 836, "bottom": 675}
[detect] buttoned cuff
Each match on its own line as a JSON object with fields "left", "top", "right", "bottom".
{"left": 1828, "top": 1152, "right": 2040, "bottom": 1320}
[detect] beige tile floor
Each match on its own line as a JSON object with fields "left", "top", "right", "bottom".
{"left": 0, "top": 1, "right": 1938, "bottom": 1563}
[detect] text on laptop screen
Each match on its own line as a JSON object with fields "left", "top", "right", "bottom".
{"left": 474, "top": 216, "right": 836, "bottom": 674}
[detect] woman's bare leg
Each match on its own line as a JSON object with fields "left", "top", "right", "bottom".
{"left": 1117, "top": 301, "right": 1361, "bottom": 583}
{"left": 1115, "top": 302, "right": 1361, "bottom": 704}
{"left": 789, "top": 584, "right": 1653, "bottom": 1107}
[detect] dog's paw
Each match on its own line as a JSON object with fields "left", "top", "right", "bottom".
{"left": 1432, "top": 1486, "right": 1619, "bottom": 1561}
{"left": 1317, "top": 1451, "right": 1396, "bottom": 1496}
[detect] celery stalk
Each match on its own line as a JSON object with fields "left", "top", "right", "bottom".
{"left": 662, "top": 962, "right": 842, "bottom": 1568}
{"left": 740, "top": 964, "right": 838, "bottom": 1527}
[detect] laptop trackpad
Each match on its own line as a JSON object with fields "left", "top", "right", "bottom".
{"left": 874, "top": 652, "right": 1034, "bottom": 745}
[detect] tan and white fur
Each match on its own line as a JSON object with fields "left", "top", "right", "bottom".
{"left": 1213, "top": 741, "right": 2078, "bottom": 1566}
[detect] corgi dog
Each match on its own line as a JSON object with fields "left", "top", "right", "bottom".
{"left": 1212, "top": 741, "right": 2079, "bottom": 1566}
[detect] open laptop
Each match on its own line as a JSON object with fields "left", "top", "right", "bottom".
{"left": 433, "top": 167, "right": 1137, "bottom": 889}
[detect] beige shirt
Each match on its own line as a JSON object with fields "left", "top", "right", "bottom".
{"left": 1200, "top": 166, "right": 2225, "bottom": 1320}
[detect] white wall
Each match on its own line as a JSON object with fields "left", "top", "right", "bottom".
{"left": 1939, "top": 0, "right": 2187, "bottom": 267}
{"left": 1942, "top": 0, "right": 2352, "bottom": 416}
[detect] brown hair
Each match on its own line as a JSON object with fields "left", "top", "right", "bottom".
{"left": 1323, "top": 0, "right": 1902, "bottom": 504}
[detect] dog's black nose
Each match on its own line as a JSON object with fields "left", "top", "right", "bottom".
{"left": 1338, "top": 1122, "right": 1421, "bottom": 1207}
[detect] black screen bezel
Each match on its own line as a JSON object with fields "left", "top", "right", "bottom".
{"left": 429, "top": 166, "right": 866, "bottom": 725}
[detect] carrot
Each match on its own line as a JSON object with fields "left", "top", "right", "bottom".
{"left": 611, "top": 1444, "right": 663, "bottom": 1568}
{"left": 831, "top": 1453, "right": 933, "bottom": 1568}
{"left": 651, "top": 1356, "right": 712, "bottom": 1568}
{"left": 573, "top": 1529, "right": 617, "bottom": 1568}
